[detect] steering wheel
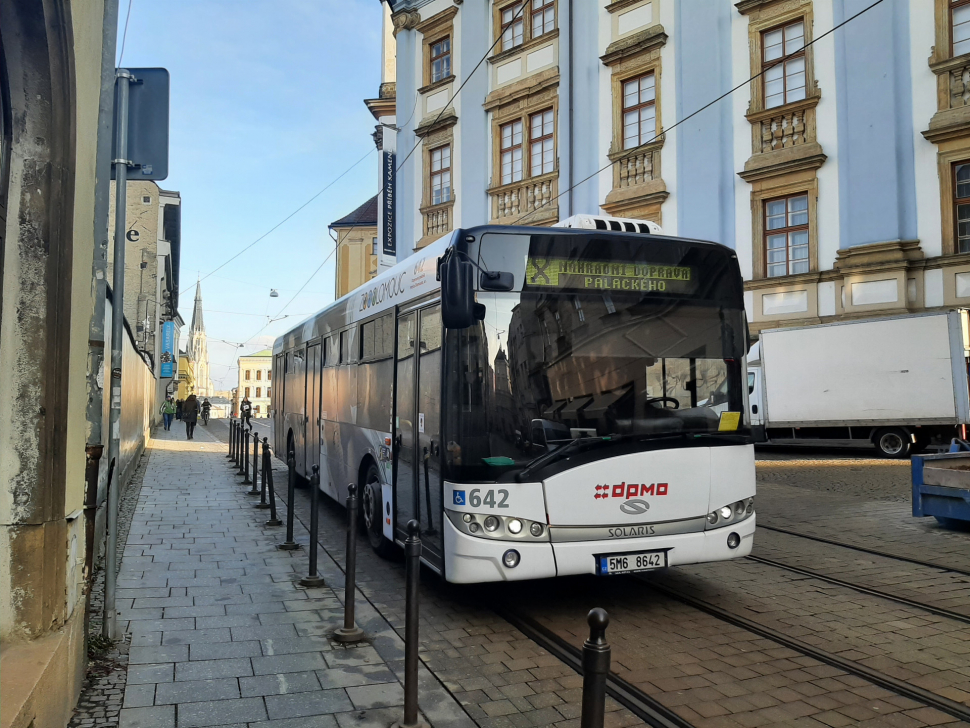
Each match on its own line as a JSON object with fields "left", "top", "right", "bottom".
{"left": 645, "top": 396, "right": 680, "bottom": 409}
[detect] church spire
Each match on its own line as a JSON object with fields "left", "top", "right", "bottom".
{"left": 191, "top": 278, "right": 204, "bottom": 332}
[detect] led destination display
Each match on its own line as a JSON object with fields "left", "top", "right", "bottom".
{"left": 525, "top": 257, "right": 695, "bottom": 293}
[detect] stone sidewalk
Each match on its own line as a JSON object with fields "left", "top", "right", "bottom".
{"left": 117, "top": 426, "right": 473, "bottom": 728}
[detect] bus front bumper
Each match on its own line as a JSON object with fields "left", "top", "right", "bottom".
{"left": 443, "top": 515, "right": 755, "bottom": 584}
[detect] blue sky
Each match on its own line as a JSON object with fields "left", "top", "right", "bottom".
{"left": 117, "top": 0, "right": 383, "bottom": 390}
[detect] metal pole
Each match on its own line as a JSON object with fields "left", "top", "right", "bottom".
{"left": 334, "top": 483, "right": 364, "bottom": 643}
{"left": 422, "top": 447, "right": 436, "bottom": 535}
{"left": 580, "top": 609, "right": 611, "bottom": 728}
{"left": 103, "top": 68, "right": 133, "bottom": 641}
{"left": 237, "top": 425, "right": 246, "bottom": 475}
{"left": 247, "top": 428, "right": 260, "bottom": 494}
{"left": 265, "top": 442, "right": 281, "bottom": 527}
{"left": 255, "top": 437, "right": 270, "bottom": 508}
{"left": 277, "top": 450, "right": 300, "bottom": 550}
{"left": 242, "top": 428, "right": 252, "bottom": 484}
{"left": 300, "top": 465, "right": 326, "bottom": 587}
{"left": 392, "top": 520, "right": 426, "bottom": 728}
{"left": 227, "top": 419, "right": 235, "bottom": 459}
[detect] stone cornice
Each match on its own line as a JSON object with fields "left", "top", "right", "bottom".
{"left": 606, "top": 0, "right": 649, "bottom": 14}
{"left": 738, "top": 147, "right": 826, "bottom": 182}
{"left": 600, "top": 25, "right": 667, "bottom": 66}
{"left": 417, "top": 75, "right": 455, "bottom": 97}
{"left": 414, "top": 108, "right": 458, "bottom": 138}
{"left": 483, "top": 68, "right": 560, "bottom": 112}
{"left": 391, "top": 8, "right": 421, "bottom": 35}
{"left": 735, "top": 0, "right": 791, "bottom": 15}
{"left": 922, "top": 107, "right": 970, "bottom": 144}
{"left": 414, "top": 5, "right": 458, "bottom": 35}
{"left": 833, "top": 239, "right": 923, "bottom": 272}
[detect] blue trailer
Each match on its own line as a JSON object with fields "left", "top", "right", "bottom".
{"left": 912, "top": 451, "right": 970, "bottom": 528}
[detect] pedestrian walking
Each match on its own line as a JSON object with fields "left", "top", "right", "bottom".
{"left": 240, "top": 396, "right": 253, "bottom": 428}
{"left": 160, "top": 396, "right": 176, "bottom": 431}
{"left": 183, "top": 393, "right": 199, "bottom": 440}
{"left": 175, "top": 398, "right": 183, "bottom": 421}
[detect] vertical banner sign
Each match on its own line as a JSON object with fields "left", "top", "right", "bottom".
{"left": 382, "top": 150, "right": 396, "bottom": 258}
{"left": 160, "top": 321, "right": 175, "bottom": 377}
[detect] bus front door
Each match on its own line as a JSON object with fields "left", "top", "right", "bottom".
{"left": 394, "top": 304, "right": 444, "bottom": 565}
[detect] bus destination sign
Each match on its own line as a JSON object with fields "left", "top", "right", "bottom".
{"left": 525, "top": 257, "right": 694, "bottom": 293}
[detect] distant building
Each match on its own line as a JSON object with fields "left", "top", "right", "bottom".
{"left": 107, "top": 179, "right": 183, "bottom": 411}
{"left": 207, "top": 396, "right": 232, "bottom": 419}
{"left": 330, "top": 195, "right": 379, "bottom": 298}
{"left": 177, "top": 351, "right": 195, "bottom": 400}
{"left": 186, "top": 281, "right": 214, "bottom": 396}
{"left": 237, "top": 349, "right": 273, "bottom": 417}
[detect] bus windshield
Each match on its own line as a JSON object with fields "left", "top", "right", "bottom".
{"left": 444, "top": 231, "right": 748, "bottom": 483}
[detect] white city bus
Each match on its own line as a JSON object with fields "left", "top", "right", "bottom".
{"left": 272, "top": 217, "right": 755, "bottom": 583}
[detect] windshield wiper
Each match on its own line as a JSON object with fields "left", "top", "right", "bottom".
{"left": 515, "top": 436, "right": 619, "bottom": 482}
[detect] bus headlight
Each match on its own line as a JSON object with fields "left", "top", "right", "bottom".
{"left": 502, "top": 549, "right": 520, "bottom": 568}
{"left": 706, "top": 498, "right": 754, "bottom": 530}
{"left": 446, "top": 511, "right": 548, "bottom": 541}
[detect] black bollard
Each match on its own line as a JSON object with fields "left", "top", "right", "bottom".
{"left": 278, "top": 450, "right": 300, "bottom": 550}
{"left": 255, "top": 437, "right": 270, "bottom": 508}
{"left": 299, "top": 465, "right": 326, "bottom": 588}
{"left": 334, "top": 483, "right": 365, "bottom": 643}
{"left": 238, "top": 427, "right": 248, "bottom": 477}
{"left": 580, "top": 608, "right": 611, "bottom": 728}
{"left": 248, "top": 429, "right": 261, "bottom": 495}
{"left": 392, "top": 520, "right": 426, "bottom": 728}
{"left": 265, "top": 442, "right": 282, "bottom": 527}
{"left": 227, "top": 419, "right": 235, "bottom": 460}
{"left": 233, "top": 419, "right": 240, "bottom": 466}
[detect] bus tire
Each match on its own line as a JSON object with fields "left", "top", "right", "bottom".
{"left": 873, "top": 427, "right": 912, "bottom": 459}
{"left": 362, "top": 463, "right": 394, "bottom": 558}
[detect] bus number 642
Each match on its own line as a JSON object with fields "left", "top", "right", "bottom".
{"left": 469, "top": 489, "right": 510, "bottom": 508}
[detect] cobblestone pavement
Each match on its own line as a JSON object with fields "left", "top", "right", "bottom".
{"left": 208, "top": 421, "right": 970, "bottom": 727}
{"left": 114, "top": 425, "right": 475, "bottom": 728}
{"left": 69, "top": 449, "right": 151, "bottom": 728}
{"left": 205, "top": 419, "right": 643, "bottom": 728}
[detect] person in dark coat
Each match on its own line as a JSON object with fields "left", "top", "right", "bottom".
{"left": 175, "top": 398, "right": 184, "bottom": 420}
{"left": 182, "top": 394, "right": 199, "bottom": 440}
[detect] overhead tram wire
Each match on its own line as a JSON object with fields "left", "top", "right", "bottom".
{"left": 117, "top": 0, "right": 133, "bottom": 65}
{"left": 512, "top": 0, "right": 887, "bottom": 225}
{"left": 236, "top": 3, "right": 532, "bottom": 351}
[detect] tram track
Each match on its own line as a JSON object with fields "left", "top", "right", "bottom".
{"left": 636, "top": 576, "right": 970, "bottom": 725}
{"left": 744, "top": 554, "right": 970, "bottom": 625}
{"left": 758, "top": 523, "right": 970, "bottom": 577}
{"left": 493, "top": 603, "right": 699, "bottom": 728}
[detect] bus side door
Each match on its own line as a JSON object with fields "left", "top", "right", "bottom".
{"left": 305, "top": 342, "right": 322, "bottom": 484}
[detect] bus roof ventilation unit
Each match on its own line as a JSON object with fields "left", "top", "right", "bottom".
{"left": 554, "top": 214, "right": 663, "bottom": 235}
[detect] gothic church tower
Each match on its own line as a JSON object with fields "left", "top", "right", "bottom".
{"left": 188, "top": 281, "right": 214, "bottom": 397}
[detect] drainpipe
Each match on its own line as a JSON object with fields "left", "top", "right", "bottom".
{"left": 567, "top": 0, "right": 574, "bottom": 217}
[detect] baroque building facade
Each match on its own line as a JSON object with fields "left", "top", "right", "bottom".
{"left": 384, "top": 0, "right": 956, "bottom": 335}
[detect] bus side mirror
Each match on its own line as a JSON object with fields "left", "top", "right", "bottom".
{"left": 441, "top": 252, "right": 477, "bottom": 329}
{"left": 480, "top": 271, "right": 514, "bottom": 292}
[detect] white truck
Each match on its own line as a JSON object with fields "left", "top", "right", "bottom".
{"left": 747, "top": 311, "right": 970, "bottom": 458}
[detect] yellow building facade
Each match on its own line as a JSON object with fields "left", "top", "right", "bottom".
{"left": 330, "top": 196, "right": 379, "bottom": 298}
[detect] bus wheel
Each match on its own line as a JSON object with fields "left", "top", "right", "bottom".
{"left": 362, "top": 464, "right": 394, "bottom": 558}
{"left": 874, "top": 428, "right": 912, "bottom": 459}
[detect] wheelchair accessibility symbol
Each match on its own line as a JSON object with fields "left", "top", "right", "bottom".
{"left": 453, "top": 490, "right": 466, "bottom": 506}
